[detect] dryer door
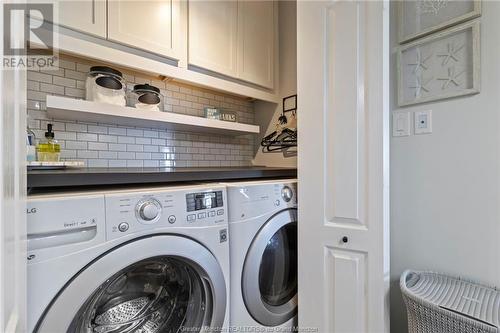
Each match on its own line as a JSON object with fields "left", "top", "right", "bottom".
{"left": 242, "top": 208, "right": 298, "bottom": 326}
{"left": 35, "top": 235, "right": 226, "bottom": 333}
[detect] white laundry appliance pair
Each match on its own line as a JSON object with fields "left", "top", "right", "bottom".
{"left": 27, "top": 179, "right": 298, "bottom": 333}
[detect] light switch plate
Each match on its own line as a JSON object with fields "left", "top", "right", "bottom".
{"left": 392, "top": 112, "right": 410, "bottom": 137}
{"left": 414, "top": 110, "right": 432, "bottom": 134}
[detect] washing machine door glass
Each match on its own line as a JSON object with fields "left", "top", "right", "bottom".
{"left": 242, "top": 208, "right": 298, "bottom": 326}
{"left": 36, "top": 235, "right": 226, "bottom": 333}
{"left": 259, "top": 222, "right": 297, "bottom": 307}
{"left": 69, "top": 257, "right": 209, "bottom": 333}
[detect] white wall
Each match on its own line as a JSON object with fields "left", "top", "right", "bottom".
{"left": 390, "top": 2, "right": 500, "bottom": 332}
{"left": 253, "top": 0, "right": 297, "bottom": 167}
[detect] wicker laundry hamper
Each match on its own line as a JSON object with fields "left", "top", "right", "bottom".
{"left": 400, "top": 270, "right": 500, "bottom": 333}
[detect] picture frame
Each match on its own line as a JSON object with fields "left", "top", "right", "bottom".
{"left": 398, "top": 0, "right": 481, "bottom": 44}
{"left": 397, "top": 20, "right": 480, "bottom": 107}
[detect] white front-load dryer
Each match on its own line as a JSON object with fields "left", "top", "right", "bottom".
{"left": 226, "top": 179, "right": 298, "bottom": 332}
{"left": 27, "top": 184, "right": 230, "bottom": 333}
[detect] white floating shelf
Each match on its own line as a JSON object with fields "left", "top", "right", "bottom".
{"left": 46, "top": 96, "right": 260, "bottom": 136}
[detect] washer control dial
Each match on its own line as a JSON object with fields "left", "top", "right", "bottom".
{"left": 136, "top": 198, "right": 162, "bottom": 223}
{"left": 281, "top": 186, "right": 293, "bottom": 202}
{"left": 118, "top": 222, "right": 129, "bottom": 232}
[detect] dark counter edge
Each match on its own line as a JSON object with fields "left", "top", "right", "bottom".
{"left": 28, "top": 167, "right": 298, "bottom": 189}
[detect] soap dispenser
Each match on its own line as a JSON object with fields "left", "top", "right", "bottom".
{"left": 37, "top": 124, "right": 60, "bottom": 161}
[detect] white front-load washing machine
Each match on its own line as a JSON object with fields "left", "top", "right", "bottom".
{"left": 27, "top": 184, "right": 230, "bottom": 333}
{"left": 226, "top": 179, "right": 298, "bottom": 331}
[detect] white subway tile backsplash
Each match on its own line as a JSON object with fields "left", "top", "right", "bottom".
{"left": 135, "top": 152, "right": 151, "bottom": 160}
{"left": 58, "top": 59, "right": 76, "bottom": 70}
{"left": 88, "top": 125, "right": 108, "bottom": 134}
{"left": 118, "top": 136, "right": 135, "bottom": 144}
{"left": 144, "top": 160, "right": 160, "bottom": 167}
{"left": 108, "top": 143, "right": 127, "bottom": 151}
{"left": 99, "top": 151, "right": 118, "bottom": 159}
{"left": 88, "top": 159, "right": 109, "bottom": 167}
{"left": 65, "top": 87, "right": 85, "bottom": 98}
{"left": 118, "top": 152, "right": 135, "bottom": 159}
{"left": 53, "top": 76, "right": 76, "bottom": 88}
{"left": 126, "top": 128, "right": 143, "bottom": 137}
{"left": 143, "top": 130, "right": 159, "bottom": 138}
{"left": 77, "top": 150, "right": 99, "bottom": 159}
{"left": 126, "top": 160, "right": 143, "bottom": 167}
{"left": 65, "top": 123, "right": 87, "bottom": 132}
{"left": 77, "top": 133, "right": 98, "bottom": 142}
{"left": 28, "top": 71, "right": 52, "bottom": 83}
{"left": 144, "top": 145, "right": 159, "bottom": 153}
{"left": 65, "top": 141, "right": 87, "bottom": 150}
{"left": 27, "top": 55, "right": 255, "bottom": 167}
{"left": 98, "top": 134, "right": 118, "bottom": 143}
{"left": 109, "top": 160, "right": 127, "bottom": 167}
{"left": 126, "top": 144, "right": 143, "bottom": 152}
{"left": 135, "top": 137, "right": 152, "bottom": 145}
{"left": 151, "top": 138, "right": 166, "bottom": 146}
{"left": 57, "top": 132, "right": 77, "bottom": 141}
{"left": 64, "top": 69, "right": 86, "bottom": 80}
{"left": 108, "top": 127, "right": 127, "bottom": 136}
{"left": 88, "top": 142, "right": 108, "bottom": 150}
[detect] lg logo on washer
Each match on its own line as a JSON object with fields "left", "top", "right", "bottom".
{"left": 27, "top": 207, "right": 37, "bottom": 215}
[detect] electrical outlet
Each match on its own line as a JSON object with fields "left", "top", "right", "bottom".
{"left": 392, "top": 112, "right": 410, "bottom": 137}
{"left": 414, "top": 110, "right": 432, "bottom": 134}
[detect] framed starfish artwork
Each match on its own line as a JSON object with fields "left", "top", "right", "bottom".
{"left": 398, "top": 0, "right": 481, "bottom": 44}
{"left": 397, "top": 20, "right": 480, "bottom": 106}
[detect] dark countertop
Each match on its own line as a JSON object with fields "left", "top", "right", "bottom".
{"left": 28, "top": 167, "right": 297, "bottom": 190}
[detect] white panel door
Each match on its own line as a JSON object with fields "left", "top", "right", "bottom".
{"left": 237, "top": 1, "right": 275, "bottom": 89}
{"left": 0, "top": 9, "right": 27, "bottom": 332}
{"left": 297, "top": 1, "right": 390, "bottom": 332}
{"left": 108, "top": 0, "right": 184, "bottom": 60}
{"left": 188, "top": 0, "right": 238, "bottom": 78}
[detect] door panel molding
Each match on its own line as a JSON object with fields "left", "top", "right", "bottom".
{"left": 324, "top": 247, "right": 367, "bottom": 332}
{"left": 325, "top": 1, "right": 367, "bottom": 226}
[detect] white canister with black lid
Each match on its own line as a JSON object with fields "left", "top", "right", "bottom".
{"left": 129, "top": 83, "right": 164, "bottom": 112}
{"left": 85, "top": 66, "right": 126, "bottom": 106}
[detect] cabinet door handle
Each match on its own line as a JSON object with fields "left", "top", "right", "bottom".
{"left": 92, "top": 0, "right": 95, "bottom": 24}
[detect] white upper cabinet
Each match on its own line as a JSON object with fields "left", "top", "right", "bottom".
{"left": 107, "top": 0, "right": 184, "bottom": 60}
{"left": 50, "top": 0, "right": 107, "bottom": 38}
{"left": 188, "top": 0, "right": 276, "bottom": 89}
{"left": 237, "top": 1, "right": 275, "bottom": 89}
{"left": 188, "top": 1, "right": 238, "bottom": 78}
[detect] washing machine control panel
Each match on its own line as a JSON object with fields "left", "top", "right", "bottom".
{"left": 105, "top": 186, "right": 227, "bottom": 240}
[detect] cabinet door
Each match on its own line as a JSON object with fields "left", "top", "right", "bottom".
{"left": 31, "top": 0, "right": 106, "bottom": 38}
{"left": 188, "top": 1, "right": 238, "bottom": 78}
{"left": 108, "top": 0, "right": 183, "bottom": 60}
{"left": 237, "top": 1, "right": 275, "bottom": 89}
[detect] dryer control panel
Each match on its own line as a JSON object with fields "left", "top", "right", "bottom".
{"left": 226, "top": 180, "right": 297, "bottom": 222}
{"left": 105, "top": 185, "right": 227, "bottom": 240}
